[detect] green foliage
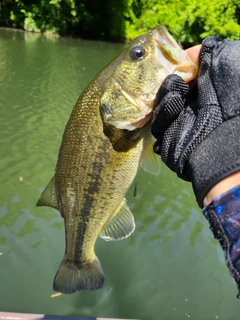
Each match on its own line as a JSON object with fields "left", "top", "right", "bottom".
{"left": 71, "top": 0, "right": 128, "bottom": 40}
{"left": 1, "top": 0, "right": 240, "bottom": 45}
{"left": 125, "top": 0, "right": 240, "bottom": 45}
{"left": 0, "top": 0, "right": 78, "bottom": 34}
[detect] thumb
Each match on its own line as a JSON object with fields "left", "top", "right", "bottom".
{"left": 185, "top": 44, "right": 202, "bottom": 64}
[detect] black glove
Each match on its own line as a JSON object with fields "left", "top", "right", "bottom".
{"left": 152, "top": 36, "right": 240, "bottom": 208}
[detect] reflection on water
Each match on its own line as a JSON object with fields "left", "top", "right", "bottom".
{"left": 0, "top": 28, "right": 240, "bottom": 320}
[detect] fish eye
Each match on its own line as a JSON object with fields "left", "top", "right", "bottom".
{"left": 129, "top": 46, "right": 146, "bottom": 60}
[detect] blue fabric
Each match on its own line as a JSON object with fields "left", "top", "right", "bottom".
{"left": 211, "top": 186, "right": 240, "bottom": 271}
{"left": 203, "top": 185, "right": 240, "bottom": 295}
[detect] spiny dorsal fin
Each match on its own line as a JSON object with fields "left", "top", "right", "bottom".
{"left": 100, "top": 198, "right": 135, "bottom": 241}
{"left": 36, "top": 176, "right": 59, "bottom": 210}
{"left": 141, "top": 139, "right": 161, "bottom": 176}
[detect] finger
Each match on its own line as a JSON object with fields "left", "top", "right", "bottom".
{"left": 152, "top": 91, "right": 186, "bottom": 138}
{"left": 185, "top": 44, "right": 202, "bottom": 64}
{"left": 155, "top": 74, "right": 189, "bottom": 104}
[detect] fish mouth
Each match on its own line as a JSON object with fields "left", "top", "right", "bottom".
{"left": 152, "top": 25, "right": 182, "bottom": 64}
{"left": 151, "top": 25, "right": 198, "bottom": 83}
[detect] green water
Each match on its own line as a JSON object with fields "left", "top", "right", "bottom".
{"left": 0, "top": 28, "right": 240, "bottom": 320}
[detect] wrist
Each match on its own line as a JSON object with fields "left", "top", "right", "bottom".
{"left": 203, "top": 171, "right": 240, "bottom": 206}
{"left": 187, "top": 117, "right": 240, "bottom": 208}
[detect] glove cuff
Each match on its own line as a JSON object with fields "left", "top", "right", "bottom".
{"left": 187, "top": 116, "right": 240, "bottom": 207}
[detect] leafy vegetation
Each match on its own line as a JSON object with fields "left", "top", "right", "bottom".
{"left": 1, "top": 0, "right": 240, "bottom": 46}
{"left": 125, "top": 0, "right": 240, "bottom": 46}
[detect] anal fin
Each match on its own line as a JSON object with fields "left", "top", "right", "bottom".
{"left": 100, "top": 198, "right": 135, "bottom": 241}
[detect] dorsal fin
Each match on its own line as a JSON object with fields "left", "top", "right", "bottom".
{"left": 36, "top": 176, "right": 59, "bottom": 210}
{"left": 141, "top": 139, "right": 161, "bottom": 176}
{"left": 100, "top": 198, "right": 135, "bottom": 241}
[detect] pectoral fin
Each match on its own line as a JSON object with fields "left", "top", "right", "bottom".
{"left": 100, "top": 198, "right": 135, "bottom": 241}
{"left": 36, "top": 176, "right": 59, "bottom": 210}
{"left": 141, "top": 139, "right": 161, "bottom": 176}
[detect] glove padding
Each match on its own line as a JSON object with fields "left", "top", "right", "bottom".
{"left": 152, "top": 36, "right": 240, "bottom": 207}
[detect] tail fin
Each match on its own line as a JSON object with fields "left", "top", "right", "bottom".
{"left": 53, "top": 255, "right": 105, "bottom": 294}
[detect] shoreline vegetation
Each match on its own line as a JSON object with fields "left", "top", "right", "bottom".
{"left": 1, "top": 0, "right": 240, "bottom": 47}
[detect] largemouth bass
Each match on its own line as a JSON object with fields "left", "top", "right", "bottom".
{"left": 37, "top": 25, "right": 198, "bottom": 294}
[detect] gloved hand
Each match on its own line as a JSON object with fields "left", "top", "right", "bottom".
{"left": 152, "top": 36, "right": 240, "bottom": 208}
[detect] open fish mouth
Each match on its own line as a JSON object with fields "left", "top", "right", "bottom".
{"left": 151, "top": 25, "right": 198, "bottom": 83}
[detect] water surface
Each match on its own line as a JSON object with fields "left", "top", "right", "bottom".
{"left": 0, "top": 29, "right": 239, "bottom": 320}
